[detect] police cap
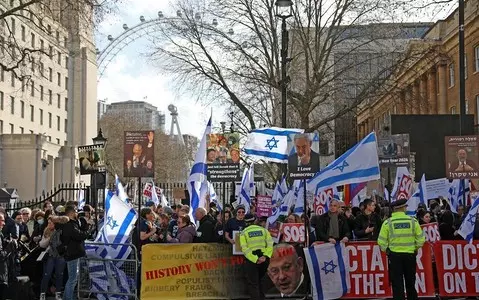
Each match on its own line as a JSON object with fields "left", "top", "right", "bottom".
{"left": 391, "top": 198, "right": 407, "bottom": 209}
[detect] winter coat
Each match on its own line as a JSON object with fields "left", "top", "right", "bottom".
{"left": 312, "top": 212, "right": 351, "bottom": 242}
{"left": 0, "top": 233, "right": 11, "bottom": 285}
{"left": 353, "top": 212, "right": 382, "bottom": 241}
{"left": 194, "top": 215, "right": 216, "bottom": 243}
{"left": 62, "top": 218, "right": 90, "bottom": 261}
{"left": 39, "top": 216, "right": 69, "bottom": 258}
{"left": 170, "top": 225, "right": 196, "bottom": 243}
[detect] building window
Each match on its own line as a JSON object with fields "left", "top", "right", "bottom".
{"left": 64, "top": 119, "right": 67, "bottom": 133}
{"left": 57, "top": 116, "right": 60, "bottom": 131}
{"left": 56, "top": 138, "right": 60, "bottom": 145}
{"left": 65, "top": 56, "right": 68, "bottom": 68}
{"left": 63, "top": 37, "right": 67, "bottom": 48}
{"left": 48, "top": 136, "right": 51, "bottom": 142}
{"left": 450, "top": 106, "right": 456, "bottom": 114}
{"left": 40, "top": 109, "right": 43, "bottom": 125}
{"left": 49, "top": 68, "right": 52, "bottom": 81}
{"left": 9, "top": 123, "right": 13, "bottom": 134}
{"left": 20, "top": 100, "right": 24, "bottom": 118}
{"left": 0, "top": 91, "right": 3, "bottom": 110}
{"left": 21, "top": 25, "right": 25, "bottom": 41}
{"left": 48, "top": 89, "right": 52, "bottom": 104}
{"left": 0, "top": 121, "right": 2, "bottom": 133}
{"left": 30, "top": 81, "right": 34, "bottom": 96}
{"left": 30, "top": 105, "right": 34, "bottom": 121}
{"left": 40, "top": 85, "right": 44, "bottom": 101}
{"left": 56, "top": 31, "right": 60, "bottom": 42}
{"left": 40, "top": 39, "right": 44, "bottom": 51}
{"left": 65, "top": 77, "right": 68, "bottom": 90}
{"left": 10, "top": 96, "right": 14, "bottom": 114}
{"left": 30, "top": 57, "right": 35, "bottom": 72}
{"left": 449, "top": 63, "right": 455, "bottom": 87}
{"left": 57, "top": 94, "right": 61, "bottom": 108}
{"left": 64, "top": 97, "right": 68, "bottom": 111}
{"left": 48, "top": 113, "right": 52, "bottom": 128}
{"left": 10, "top": 72, "right": 15, "bottom": 87}
{"left": 29, "top": 130, "right": 33, "bottom": 134}
{"left": 57, "top": 51, "right": 61, "bottom": 64}
{"left": 475, "top": 46, "right": 479, "bottom": 72}
{"left": 21, "top": 78, "right": 25, "bottom": 92}
{"left": 11, "top": 18, "right": 15, "bottom": 35}
{"left": 19, "top": 127, "right": 24, "bottom": 134}
{"left": 57, "top": 72, "right": 61, "bottom": 86}
{"left": 49, "top": 45, "right": 53, "bottom": 58}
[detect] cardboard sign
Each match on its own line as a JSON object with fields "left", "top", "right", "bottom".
{"left": 421, "top": 223, "right": 441, "bottom": 243}
{"left": 425, "top": 178, "right": 449, "bottom": 199}
{"left": 232, "top": 231, "right": 243, "bottom": 255}
{"left": 343, "top": 242, "right": 435, "bottom": 298}
{"left": 280, "top": 223, "right": 305, "bottom": 243}
{"left": 433, "top": 241, "right": 479, "bottom": 297}
{"left": 143, "top": 183, "right": 162, "bottom": 199}
{"left": 313, "top": 188, "right": 333, "bottom": 215}
{"left": 256, "top": 195, "right": 272, "bottom": 217}
{"left": 173, "top": 187, "right": 186, "bottom": 199}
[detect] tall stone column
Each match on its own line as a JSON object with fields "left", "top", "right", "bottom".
{"left": 398, "top": 91, "right": 406, "bottom": 114}
{"left": 419, "top": 75, "right": 428, "bottom": 114}
{"left": 413, "top": 82, "right": 420, "bottom": 114}
{"left": 437, "top": 62, "right": 448, "bottom": 114}
{"left": 405, "top": 87, "right": 412, "bottom": 114}
{"left": 427, "top": 68, "right": 437, "bottom": 114}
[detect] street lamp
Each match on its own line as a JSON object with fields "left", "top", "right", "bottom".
{"left": 92, "top": 128, "right": 107, "bottom": 145}
{"left": 91, "top": 128, "right": 107, "bottom": 234}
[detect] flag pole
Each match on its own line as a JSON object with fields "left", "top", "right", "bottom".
{"left": 137, "top": 176, "right": 142, "bottom": 256}
{"left": 303, "top": 178, "right": 309, "bottom": 247}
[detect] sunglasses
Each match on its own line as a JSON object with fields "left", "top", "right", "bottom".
{"left": 237, "top": 211, "right": 245, "bottom": 214}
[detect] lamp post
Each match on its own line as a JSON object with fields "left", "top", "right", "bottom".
{"left": 92, "top": 128, "right": 107, "bottom": 234}
{"left": 275, "top": 0, "right": 293, "bottom": 175}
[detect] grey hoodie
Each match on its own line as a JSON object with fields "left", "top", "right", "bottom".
{"left": 170, "top": 225, "right": 196, "bottom": 243}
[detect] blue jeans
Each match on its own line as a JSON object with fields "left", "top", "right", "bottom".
{"left": 40, "top": 255, "right": 66, "bottom": 293}
{"left": 63, "top": 259, "right": 79, "bottom": 300}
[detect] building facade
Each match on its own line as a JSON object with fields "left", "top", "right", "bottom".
{"left": 357, "top": 1, "right": 479, "bottom": 138}
{"left": 102, "top": 100, "right": 166, "bottom": 132}
{"left": 0, "top": 0, "right": 98, "bottom": 200}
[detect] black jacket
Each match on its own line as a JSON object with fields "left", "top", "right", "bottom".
{"left": 3, "top": 220, "right": 29, "bottom": 241}
{"left": 313, "top": 212, "right": 351, "bottom": 242}
{"left": 353, "top": 213, "right": 382, "bottom": 241}
{"left": 194, "top": 215, "right": 216, "bottom": 243}
{"left": 62, "top": 218, "right": 89, "bottom": 261}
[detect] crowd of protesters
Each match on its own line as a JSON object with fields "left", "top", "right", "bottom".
{"left": 0, "top": 192, "right": 477, "bottom": 300}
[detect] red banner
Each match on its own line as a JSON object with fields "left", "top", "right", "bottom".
{"left": 342, "top": 242, "right": 435, "bottom": 298}
{"left": 421, "top": 223, "right": 441, "bottom": 242}
{"left": 433, "top": 241, "right": 479, "bottom": 297}
{"left": 280, "top": 223, "right": 305, "bottom": 243}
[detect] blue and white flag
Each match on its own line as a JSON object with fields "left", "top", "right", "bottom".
{"left": 267, "top": 177, "right": 288, "bottom": 224}
{"left": 151, "top": 183, "right": 168, "bottom": 207}
{"left": 208, "top": 182, "right": 221, "bottom": 211}
{"left": 243, "top": 127, "right": 304, "bottom": 163}
{"left": 307, "top": 132, "right": 380, "bottom": 193}
{"left": 78, "top": 189, "right": 85, "bottom": 210}
{"left": 448, "top": 179, "right": 469, "bottom": 214}
{"left": 238, "top": 165, "right": 254, "bottom": 213}
{"left": 199, "top": 181, "right": 221, "bottom": 211}
{"left": 115, "top": 174, "right": 129, "bottom": 203}
{"left": 188, "top": 117, "right": 211, "bottom": 222}
{"left": 293, "top": 180, "right": 306, "bottom": 216}
{"left": 406, "top": 174, "right": 428, "bottom": 216}
{"left": 304, "top": 243, "right": 350, "bottom": 300}
{"left": 89, "top": 260, "right": 135, "bottom": 300}
{"left": 457, "top": 196, "right": 479, "bottom": 243}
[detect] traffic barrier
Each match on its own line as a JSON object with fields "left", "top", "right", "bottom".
{"left": 78, "top": 242, "right": 139, "bottom": 299}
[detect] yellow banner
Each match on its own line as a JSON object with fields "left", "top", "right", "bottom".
{"left": 141, "top": 243, "right": 249, "bottom": 299}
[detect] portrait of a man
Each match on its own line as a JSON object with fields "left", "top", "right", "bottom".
{"left": 267, "top": 244, "right": 309, "bottom": 297}
{"left": 288, "top": 133, "right": 320, "bottom": 173}
{"left": 448, "top": 148, "right": 477, "bottom": 173}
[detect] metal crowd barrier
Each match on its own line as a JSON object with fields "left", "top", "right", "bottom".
{"left": 78, "top": 242, "right": 139, "bottom": 300}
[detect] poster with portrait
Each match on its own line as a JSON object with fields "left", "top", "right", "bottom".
{"left": 124, "top": 131, "right": 155, "bottom": 178}
{"left": 287, "top": 132, "right": 320, "bottom": 179}
{"left": 377, "top": 133, "right": 410, "bottom": 167}
{"left": 206, "top": 132, "right": 241, "bottom": 182}
{"left": 445, "top": 135, "right": 479, "bottom": 179}
{"left": 77, "top": 144, "right": 106, "bottom": 174}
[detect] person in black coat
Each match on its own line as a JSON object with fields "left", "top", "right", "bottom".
{"left": 62, "top": 205, "right": 90, "bottom": 300}
{"left": 194, "top": 208, "right": 216, "bottom": 243}
{"left": 353, "top": 199, "right": 382, "bottom": 241}
{"left": 2, "top": 211, "right": 29, "bottom": 242}
{"left": 313, "top": 200, "right": 351, "bottom": 244}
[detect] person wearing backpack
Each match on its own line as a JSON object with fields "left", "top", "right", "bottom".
{"left": 38, "top": 215, "right": 69, "bottom": 300}
{"left": 61, "top": 206, "right": 90, "bottom": 300}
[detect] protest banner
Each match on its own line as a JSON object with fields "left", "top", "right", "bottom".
{"left": 78, "top": 144, "right": 106, "bottom": 174}
{"left": 421, "top": 223, "right": 441, "bottom": 243}
{"left": 433, "top": 241, "right": 479, "bottom": 297}
{"left": 377, "top": 134, "right": 410, "bottom": 167}
{"left": 288, "top": 132, "right": 320, "bottom": 179}
{"left": 206, "top": 133, "right": 241, "bottom": 181}
{"left": 141, "top": 244, "right": 248, "bottom": 300}
{"left": 256, "top": 195, "right": 272, "bottom": 217}
{"left": 396, "top": 173, "right": 413, "bottom": 200}
{"left": 280, "top": 223, "right": 305, "bottom": 243}
{"left": 425, "top": 178, "right": 449, "bottom": 199}
{"left": 445, "top": 135, "right": 479, "bottom": 179}
{"left": 124, "top": 131, "right": 155, "bottom": 178}
{"left": 142, "top": 182, "right": 163, "bottom": 199}
{"left": 342, "top": 242, "right": 434, "bottom": 298}
{"left": 313, "top": 188, "right": 333, "bottom": 215}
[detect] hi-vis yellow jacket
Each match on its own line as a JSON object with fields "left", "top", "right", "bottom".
{"left": 239, "top": 224, "right": 274, "bottom": 263}
{"left": 378, "top": 211, "right": 426, "bottom": 254}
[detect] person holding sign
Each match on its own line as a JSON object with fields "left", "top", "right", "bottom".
{"left": 378, "top": 199, "right": 425, "bottom": 300}
{"left": 239, "top": 213, "right": 274, "bottom": 300}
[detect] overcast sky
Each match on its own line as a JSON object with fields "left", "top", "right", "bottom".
{"left": 96, "top": 0, "right": 456, "bottom": 138}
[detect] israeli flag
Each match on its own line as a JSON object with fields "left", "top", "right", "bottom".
{"left": 151, "top": 183, "right": 168, "bottom": 207}
{"left": 243, "top": 127, "right": 304, "bottom": 163}
{"left": 89, "top": 260, "right": 135, "bottom": 300}
{"left": 238, "top": 165, "right": 254, "bottom": 213}
{"left": 77, "top": 189, "right": 85, "bottom": 210}
{"left": 304, "top": 243, "right": 350, "bottom": 300}
{"left": 293, "top": 180, "right": 305, "bottom": 216}
{"left": 267, "top": 177, "right": 288, "bottom": 224}
{"left": 209, "top": 182, "right": 222, "bottom": 211}
{"left": 406, "top": 174, "right": 428, "bottom": 216}
{"left": 188, "top": 117, "right": 211, "bottom": 222}
{"left": 115, "top": 174, "right": 129, "bottom": 203}
{"left": 307, "top": 132, "right": 380, "bottom": 193}
{"left": 199, "top": 181, "right": 221, "bottom": 211}
{"left": 448, "top": 179, "right": 469, "bottom": 213}
{"left": 457, "top": 196, "right": 479, "bottom": 243}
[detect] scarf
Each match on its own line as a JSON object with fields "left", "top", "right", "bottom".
{"left": 328, "top": 212, "right": 340, "bottom": 239}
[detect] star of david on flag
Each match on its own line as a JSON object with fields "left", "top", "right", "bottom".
{"left": 304, "top": 243, "right": 350, "bottom": 300}
{"left": 457, "top": 195, "right": 479, "bottom": 243}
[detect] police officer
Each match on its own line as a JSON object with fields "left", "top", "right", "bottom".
{"left": 378, "top": 199, "right": 425, "bottom": 300}
{"left": 239, "top": 213, "right": 273, "bottom": 300}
